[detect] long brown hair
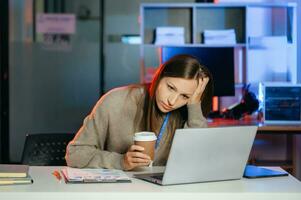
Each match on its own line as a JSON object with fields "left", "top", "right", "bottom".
{"left": 135, "top": 54, "right": 213, "bottom": 139}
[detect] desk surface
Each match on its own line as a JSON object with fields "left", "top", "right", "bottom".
{"left": 0, "top": 166, "right": 301, "bottom": 200}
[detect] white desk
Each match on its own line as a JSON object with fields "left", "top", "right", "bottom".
{"left": 0, "top": 166, "right": 301, "bottom": 200}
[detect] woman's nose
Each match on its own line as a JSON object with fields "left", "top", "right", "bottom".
{"left": 167, "top": 94, "right": 177, "bottom": 106}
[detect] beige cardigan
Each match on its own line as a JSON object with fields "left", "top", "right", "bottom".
{"left": 65, "top": 85, "right": 207, "bottom": 169}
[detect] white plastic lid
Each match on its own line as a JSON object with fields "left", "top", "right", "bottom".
{"left": 133, "top": 132, "right": 157, "bottom": 141}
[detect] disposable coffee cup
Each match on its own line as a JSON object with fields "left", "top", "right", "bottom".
{"left": 133, "top": 132, "right": 157, "bottom": 161}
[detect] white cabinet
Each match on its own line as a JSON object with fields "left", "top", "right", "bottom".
{"left": 140, "top": 2, "right": 297, "bottom": 95}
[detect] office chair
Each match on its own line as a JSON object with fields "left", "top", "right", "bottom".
{"left": 21, "top": 133, "right": 75, "bottom": 166}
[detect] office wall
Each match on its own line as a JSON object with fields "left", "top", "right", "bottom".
{"left": 8, "top": 0, "right": 101, "bottom": 162}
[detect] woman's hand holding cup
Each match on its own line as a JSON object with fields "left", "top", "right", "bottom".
{"left": 123, "top": 145, "right": 151, "bottom": 171}
{"left": 123, "top": 132, "right": 157, "bottom": 171}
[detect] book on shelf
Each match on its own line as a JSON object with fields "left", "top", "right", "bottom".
{"left": 0, "top": 175, "right": 33, "bottom": 185}
{"left": 203, "top": 29, "right": 236, "bottom": 45}
{"left": 61, "top": 167, "right": 131, "bottom": 183}
{"left": 0, "top": 164, "right": 29, "bottom": 178}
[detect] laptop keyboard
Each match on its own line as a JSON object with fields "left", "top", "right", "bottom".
{"left": 150, "top": 175, "right": 163, "bottom": 180}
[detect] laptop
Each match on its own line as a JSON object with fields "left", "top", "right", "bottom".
{"left": 134, "top": 126, "right": 257, "bottom": 185}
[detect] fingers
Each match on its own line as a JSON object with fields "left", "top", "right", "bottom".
{"left": 128, "top": 156, "right": 150, "bottom": 164}
{"left": 203, "top": 76, "right": 210, "bottom": 84}
{"left": 195, "top": 77, "right": 209, "bottom": 95}
{"left": 123, "top": 152, "right": 151, "bottom": 170}
{"left": 199, "top": 76, "right": 209, "bottom": 86}
{"left": 129, "top": 145, "right": 145, "bottom": 152}
{"left": 199, "top": 77, "right": 209, "bottom": 92}
{"left": 187, "top": 77, "right": 210, "bottom": 105}
{"left": 128, "top": 151, "right": 151, "bottom": 160}
{"left": 124, "top": 161, "right": 151, "bottom": 171}
{"left": 123, "top": 145, "right": 152, "bottom": 170}
{"left": 128, "top": 145, "right": 151, "bottom": 160}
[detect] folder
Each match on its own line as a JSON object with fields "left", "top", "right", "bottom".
{"left": 244, "top": 165, "right": 288, "bottom": 178}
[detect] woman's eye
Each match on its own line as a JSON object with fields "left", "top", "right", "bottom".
{"left": 167, "top": 85, "right": 174, "bottom": 90}
{"left": 182, "top": 95, "right": 189, "bottom": 100}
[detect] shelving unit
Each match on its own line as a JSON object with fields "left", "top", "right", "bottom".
{"left": 140, "top": 2, "right": 298, "bottom": 176}
{"left": 140, "top": 2, "right": 297, "bottom": 87}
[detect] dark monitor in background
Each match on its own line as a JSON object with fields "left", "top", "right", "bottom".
{"left": 161, "top": 47, "right": 235, "bottom": 96}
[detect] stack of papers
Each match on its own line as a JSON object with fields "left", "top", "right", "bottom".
{"left": 61, "top": 167, "right": 131, "bottom": 183}
{"left": 155, "top": 26, "right": 185, "bottom": 45}
{"left": 203, "top": 29, "right": 236, "bottom": 45}
{"left": 0, "top": 164, "right": 33, "bottom": 185}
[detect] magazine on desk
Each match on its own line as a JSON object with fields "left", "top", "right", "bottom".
{"left": 61, "top": 167, "right": 131, "bottom": 183}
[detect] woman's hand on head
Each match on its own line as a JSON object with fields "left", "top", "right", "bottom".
{"left": 122, "top": 145, "right": 151, "bottom": 171}
{"left": 187, "top": 77, "right": 209, "bottom": 105}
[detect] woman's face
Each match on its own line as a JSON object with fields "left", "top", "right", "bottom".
{"left": 155, "top": 77, "right": 198, "bottom": 113}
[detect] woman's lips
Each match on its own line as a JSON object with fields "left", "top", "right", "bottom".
{"left": 161, "top": 102, "right": 172, "bottom": 111}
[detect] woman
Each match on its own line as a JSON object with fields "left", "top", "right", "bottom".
{"left": 65, "top": 54, "right": 213, "bottom": 170}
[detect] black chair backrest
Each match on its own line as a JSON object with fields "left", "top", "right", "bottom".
{"left": 21, "top": 133, "right": 75, "bottom": 166}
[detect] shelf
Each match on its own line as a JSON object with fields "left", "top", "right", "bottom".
{"left": 196, "top": 7, "right": 246, "bottom": 44}
{"left": 142, "top": 7, "right": 192, "bottom": 44}
{"left": 140, "top": 2, "right": 297, "bottom": 84}
{"left": 142, "top": 2, "right": 296, "bottom": 8}
{"left": 142, "top": 43, "right": 246, "bottom": 48}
